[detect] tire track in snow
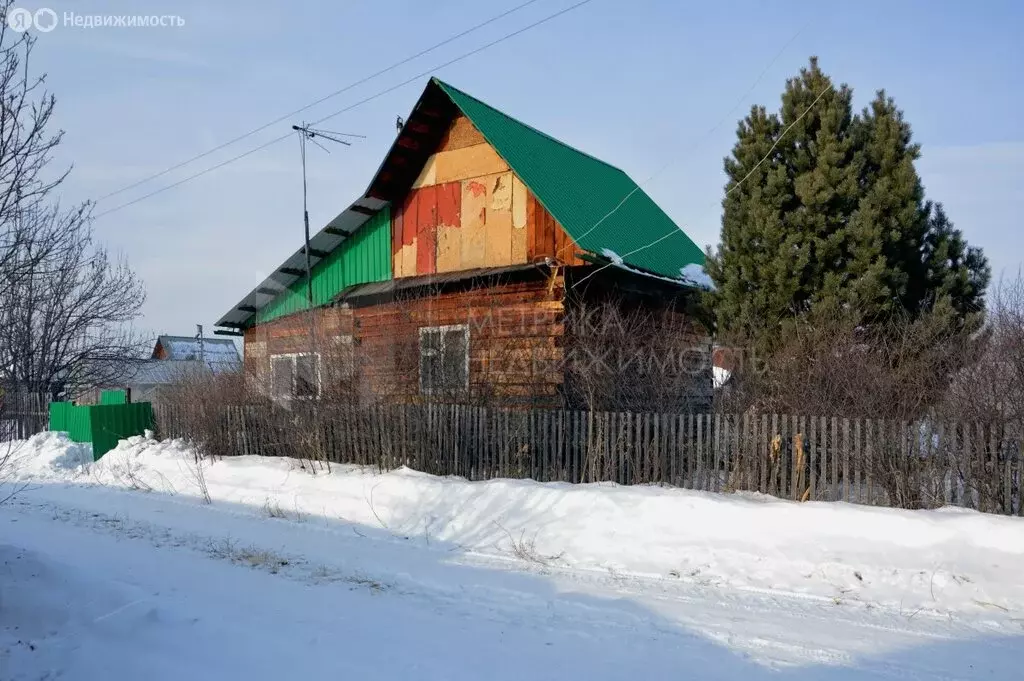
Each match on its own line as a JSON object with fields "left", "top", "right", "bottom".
{"left": 8, "top": 487, "right": 1021, "bottom": 675}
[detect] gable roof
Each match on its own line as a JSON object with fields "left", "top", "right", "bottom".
{"left": 216, "top": 78, "right": 704, "bottom": 331}
{"left": 431, "top": 79, "right": 703, "bottom": 280}
{"left": 154, "top": 335, "right": 241, "bottom": 367}
{"left": 367, "top": 78, "right": 704, "bottom": 280}
{"left": 214, "top": 195, "right": 389, "bottom": 329}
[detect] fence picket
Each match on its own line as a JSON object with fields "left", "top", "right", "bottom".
{"left": 840, "top": 418, "right": 850, "bottom": 502}
{"left": 809, "top": 416, "right": 818, "bottom": 501}
{"left": 146, "top": 402, "right": 1024, "bottom": 516}
{"left": 865, "top": 419, "right": 874, "bottom": 505}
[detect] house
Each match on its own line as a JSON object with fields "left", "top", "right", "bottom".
{"left": 216, "top": 78, "right": 711, "bottom": 409}
{"left": 119, "top": 335, "right": 241, "bottom": 402}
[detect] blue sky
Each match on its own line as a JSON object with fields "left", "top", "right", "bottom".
{"left": 22, "top": 0, "right": 1024, "bottom": 337}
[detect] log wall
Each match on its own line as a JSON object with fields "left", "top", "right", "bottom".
{"left": 244, "top": 275, "right": 565, "bottom": 405}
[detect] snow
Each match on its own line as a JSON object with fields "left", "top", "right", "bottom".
{"left": 3, "top": 433, "right": 1023, "bottom": 679}
{"left": 596, "top": 249, "right": 715, "bottom": 292}
{"left": 161, "top": 337, "right": 239, "bottom": 364}
{"left": 680, "top": 262, "right": 716, "bottom": 290}
{"left": 601, "top": 247, "right": 624, "bottom": 265}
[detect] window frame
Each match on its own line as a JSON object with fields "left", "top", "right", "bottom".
{"left": 418, "top": 324, "right": 470, "bottom": 396}
{"left": 269, "top": 352, "right": 322, "bottom": 400}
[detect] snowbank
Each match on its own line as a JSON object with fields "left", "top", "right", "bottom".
{"left": 6, "top": 432, "right": 93, "bottom": 479}
{"left": 9, "top": 432, "right": 1024, "bottom": 617}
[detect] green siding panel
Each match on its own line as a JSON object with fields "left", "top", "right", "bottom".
{"left": 254, "top": 206, "right": 392, "bottom": 325}
{"left": 100, "top": 389, "right": 129, "bottom": 405}
{"left": 434, "top": 80, "right": 704, "bottom": 280}
{"left": 49, "top": 401, "right": 154, "bottom": 460}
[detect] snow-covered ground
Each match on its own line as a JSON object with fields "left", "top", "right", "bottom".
{"left": 2, "top": 432, "right": 1022, "bottom": 680}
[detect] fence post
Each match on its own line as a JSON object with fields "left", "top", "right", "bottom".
{"left": 808, "top": 415, "right": 817, "bottom": 501}
{"left": 841, "top": 418, "right": 850, "bottom": 502}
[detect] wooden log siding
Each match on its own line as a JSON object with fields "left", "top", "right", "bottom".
{"left": 244, "top": 277, "right": 565, "bottom": 405}
{"left": 153, "top": 402, "right": 1024, "bottom": 517}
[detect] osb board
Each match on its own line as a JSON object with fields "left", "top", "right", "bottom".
{"left": 438, "top": 114, "right": 487, "bottom": 152}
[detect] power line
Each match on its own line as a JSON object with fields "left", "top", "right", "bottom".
{"left": 95, "top": 0, "right": 546, "bottom": 203}
{"left": 573, "top": 83, "right": 833, "bottom": 290}
{"left": 92, "top": 0, "right": 597, "bottom": 221}
{"left": 557, "top": 16, "right": 810, "bottom": 261}
{"left": 308, "top": 0, "right": 594, "bottom": 129}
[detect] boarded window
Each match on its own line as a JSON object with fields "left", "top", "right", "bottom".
{"left": 270, "top": 353, "right": 320, "bottom": 399}
{"left": 271, "top": 355, "right": 293, "bottom": 399}
{"left": 334, "top": 335, "right": 355, "bottom": 379}
{"left": 419, "top": 325, "right": 469, "bottom": 395}
{"left": 294, "top": 354, "right": 320, "bottom": 398}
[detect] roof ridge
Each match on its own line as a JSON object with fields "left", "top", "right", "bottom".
{"left": 432, "top": 77, "right": 631, "bottom": 178}
{"left": 158, "top": 335, "right": 235, "bottom": 344}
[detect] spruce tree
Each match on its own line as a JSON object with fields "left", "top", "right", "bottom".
{"left": 705, "top": 58, "right": 989, "bottom": 348}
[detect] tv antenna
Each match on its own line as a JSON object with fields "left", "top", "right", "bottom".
{"left": 291, "top": 124, "right": 366, "bottom": 308}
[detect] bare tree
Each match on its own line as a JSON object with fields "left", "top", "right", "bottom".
{"left": 946, "top": 274, "right": 1024, "bottom": 425}
{"left": 716, "top": 301, "right": 979, "bottom": 422}
{"left": 0, "top": 203, "right": 146, "bottom": 396}
{"left": 562, "top": 296, "right": 712, "bottom": 413}
{"left": 0, "top": 7, "right": 146, "bottom": 400}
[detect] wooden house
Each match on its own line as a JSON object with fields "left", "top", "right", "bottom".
{"left": 216, "top": 79, "right": 711, "bottom": 408}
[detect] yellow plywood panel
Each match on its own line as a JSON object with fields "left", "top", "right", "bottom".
{"left": 490, "top": 172, "right": 512, "bottom": 212}
{"left": 511, "top": 174, "right": 528, "bottom": 263}
{"left": 485, "top": 202, "right": 513, "bottom": 267}
{"left": 461, "top": 178, "right": 488, "bottom": 269}
{"left": 434, "top": 144, "right": 509, "bottom": 185}
{"left": 436, "top": 223, "right": 462, "bottom": 273}
{"left": 511, "top": 175, "right": 527, "bottom": 230}
{"left": 411, "top": 154, "right": 438, "bottom": 189}
{"left": 395, "top": 241, "right": 417, "bottom": 278}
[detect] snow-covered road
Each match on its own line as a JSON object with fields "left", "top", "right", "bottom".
{"left": 3, "top": 481, "right": 1021, "bottom": 680}
{"left": 2, "top": 433, "right": 1023, "bottom": 679}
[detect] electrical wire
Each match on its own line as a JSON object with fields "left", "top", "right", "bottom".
{"left": 572, "top": 83, "right": 833, "bottom": 290}
{"left": 95, "top": 0, "right": 546, "bottom": 202}
{"left": 92, "top": 0, "right": 597, "bottom": 220}
{"left": 556, "top": 16, "right": 811, "bottom": 261}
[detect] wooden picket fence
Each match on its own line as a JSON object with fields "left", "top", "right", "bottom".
{"left": 152, "top": 402, "right": 1024, "bottom": 516}
{"left": 0, "top": 392, "right": 49, "bottom": 441}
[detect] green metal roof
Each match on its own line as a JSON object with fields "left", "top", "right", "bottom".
{"left": 433, "top": 78, "right": 704, "bottom": 280}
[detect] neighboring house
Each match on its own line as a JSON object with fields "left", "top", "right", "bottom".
{"left": 117, "top": 335, "right": 241, "bottom": 402}
{"left": 151, "top": 335, "right": 241, "bottom": 371}
{"left": 216, "top": 78, "right": 711, "bottom": 408}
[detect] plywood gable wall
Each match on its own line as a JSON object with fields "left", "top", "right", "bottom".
{"left": 392, "top": 114, "right": 583, "bottom": 277}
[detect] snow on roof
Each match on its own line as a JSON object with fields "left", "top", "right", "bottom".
{"left": 155, "top": 336, "right": 240, "bottom": 365}
{"left": 601, "top": 248, "right": 624, "bottom": 266}
{"left": 679, "top": 264, "right": 715, "bottom": 291}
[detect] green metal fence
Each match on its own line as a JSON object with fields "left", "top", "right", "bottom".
{"left": 48, "top": 400, "right": 154, "bottom": 460}
{"left": 99, "top": 389, "right": 129, "bottom": 405}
